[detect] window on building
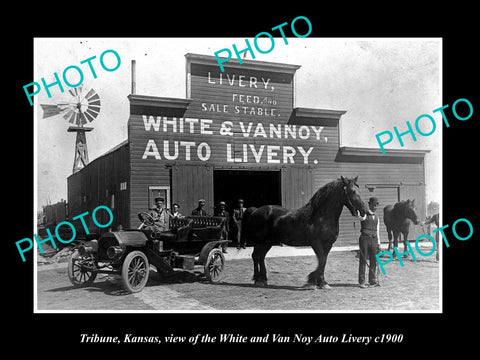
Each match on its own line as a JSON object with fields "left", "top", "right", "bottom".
{"left": 148, "top": 186, "right": 171, "bottom": 210}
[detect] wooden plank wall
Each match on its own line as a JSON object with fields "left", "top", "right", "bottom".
{"left": 42, "top": 200, "right": 67, "bottom": 227}
{"left": 67, "top": 142, "right": 130, "bottom": 235}
{"left": 172, "top": 164, "right": 214, "bottom": 215}
{"left": 281, "top": 166, "right": 314, "bottom": 210}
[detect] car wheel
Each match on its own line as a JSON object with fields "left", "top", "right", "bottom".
{"left": 68, "top": 250, "right": 97, "bottom": 287}
{"left": 121, "top": 250, "right": 149, "bottom": 293}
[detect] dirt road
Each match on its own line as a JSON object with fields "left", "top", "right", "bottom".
{"left": 36, "top": 246, "right": 439, "bottom": 312}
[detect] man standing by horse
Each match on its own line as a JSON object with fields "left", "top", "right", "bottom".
{"left": 357, "top": 197, "right": 381, "bottom": 288}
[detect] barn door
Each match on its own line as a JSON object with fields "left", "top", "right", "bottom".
{"left": 281, "top": 166, "right": 313, "bottom": 210}
{"left": 400, "top": 184, "right": 426, "bottom": 239}
{"left": 172, "top": 164, "right": 214, "bottom": 215}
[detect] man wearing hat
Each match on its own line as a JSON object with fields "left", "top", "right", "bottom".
{"left": 150, "top": 197, "right": 170, "bottom": 232}
{"left": 356, "top": 196, "right": 381, "bottom": 288}
{"left": 191, "top": 199, "right": 210, "bottom": 216}
{"left": 214, "top": 201, "right": 230, "bottom": 254}
{"left": 170, "top": 203, "right": 184, "bottom": 219}
{"left": 233, "top": 199, "right": 246, "bottom": 249}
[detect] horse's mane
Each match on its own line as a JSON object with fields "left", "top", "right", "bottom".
{"left": 292, "top": 178, "right": 344, "bottom": 220}
{"left": 307, "top": 178, "right": 343, "bottom": 210}
{"left": 393, "top": 200, "right": 409, "bottom": 211}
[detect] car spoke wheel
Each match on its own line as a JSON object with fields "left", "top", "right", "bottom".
{"left": 121, "top": 250, "right": 149, "bottom": 293}
{"left": 68, "top": 250, "right": 97, "bottom": 287}
{"left": 204, "top": 248, "right": 225, "bottom": 283}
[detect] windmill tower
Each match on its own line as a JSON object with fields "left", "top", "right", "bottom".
{"left": 40, "top": 86, "right": 101, "bottom": 173}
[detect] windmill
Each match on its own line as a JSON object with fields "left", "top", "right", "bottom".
{"left": 40, "top": 85, "right": 101, "bottom": 173}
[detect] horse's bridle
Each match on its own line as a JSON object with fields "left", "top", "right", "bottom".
{"left": 404, "top": 201, "right": 421, "bottom": 225}
{"left": 343, "top": 185, "right": 358, "bottom": 214}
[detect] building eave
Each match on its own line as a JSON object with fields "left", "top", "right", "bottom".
{"left": 185, "top": 53, "right": 301, "bottom": 74}
{"left": 340, "top": 146, "right": 430, "bottom": 158}
{"left": 336, "top": 146, "right": 430, "bottom": 165}
{"left": 288, "top": 107, "right": 346, "bottom": 126}
{"left": 128, "top": 94, "right": 191, "bottom": 109}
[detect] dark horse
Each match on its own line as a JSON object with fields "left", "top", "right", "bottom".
{"left": 424, "top": 213, "right": 439, "bottom": 261}
{"left": 383, "top": 199, "right": 420, "bottom": 253}
{"left": 241, "top": 176, "right": 367, "bottom": 289}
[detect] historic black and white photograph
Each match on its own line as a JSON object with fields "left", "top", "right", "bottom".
{"left": 33, "top": 37, "right": 442, "bottom": 312}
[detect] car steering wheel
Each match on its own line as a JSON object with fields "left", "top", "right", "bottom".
{"left": 138, "top": 212, "right": 155, "bottom": 227}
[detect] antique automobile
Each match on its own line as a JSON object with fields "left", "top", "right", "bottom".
{"left": 67, "top": 213, "right": 229, "bottom": 293}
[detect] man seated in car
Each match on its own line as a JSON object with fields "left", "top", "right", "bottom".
{"left": 149, "top": 197, "right": 171, "bottom": 233}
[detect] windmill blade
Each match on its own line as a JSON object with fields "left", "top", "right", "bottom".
{"left": 72, "top": 112, "right": 80, "bottom": 126}
{"left": 79, "top": 112, "right": 88, "bottom": 125}
{"left": 84, "top": 111, "right": 96, "bottom": 123}
{"left": 86, "top": 107, "right": 101, "bottom": 119}
{"left": 85, "top": 107, "right": 99, "bottom": 118}
{"left": 62, "top": 109, "right": 75, "bottom": 123}
{"left": 85, "top": 108, "right": 101, "bottom": 122}
{"left": 88, "top": 99, "right": 101, "bottom": 107}
{"left": 86, "top": 105, "right": 100, "bottom": 114}
{"left": 87, "top": 92, "right": 100, "bottom": 102}
{"left": 84, "top": 88, "right": 97, "bottom": 100}
{"left": 68, "top": 85, "right": 83, "bottom": 99}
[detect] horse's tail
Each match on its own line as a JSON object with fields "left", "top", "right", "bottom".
{"left": 386, "top": 226, "right": 392, "bottom": 241}
{"left": 383, "top": 205, "right": 392, "bottom": 241}
{"left": 240, "top": 207, "right": 257, "bottom": 246}
{"left": 383, "top": 205, "right": 393, "bottom": 224}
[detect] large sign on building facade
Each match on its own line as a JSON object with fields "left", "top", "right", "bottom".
{"left": 135, "top": 54, "right": 329, "bottom": 167}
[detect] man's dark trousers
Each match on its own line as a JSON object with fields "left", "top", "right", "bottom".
{"left": 358, "top": 235, "right": 379, "bottom": 285}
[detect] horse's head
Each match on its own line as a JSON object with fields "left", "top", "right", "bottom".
{"left": 424, "top": 213, "right": 439, "bottom": 226}
{"left": 405, "top": 199, "right": 420, "bottom": 225}
{"left": 341, "top": 176, "right": 367, "bottom": 218}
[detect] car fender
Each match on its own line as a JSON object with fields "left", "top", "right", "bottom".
{"left": 198, "top": 240, "right": 227, "bottom": 265}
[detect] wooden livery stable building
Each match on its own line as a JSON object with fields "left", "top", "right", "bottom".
{"left": 67, "top": 53, "right": 429, "bottom": 245}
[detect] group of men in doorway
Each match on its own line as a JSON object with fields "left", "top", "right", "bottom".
{"left": 148, "top": 195, "right": 384, "bottom": 288}
{"left": 148, "top": 197, "right": 247, "bottom": 253}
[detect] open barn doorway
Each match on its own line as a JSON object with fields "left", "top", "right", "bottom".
{"left": 213, "top": 169, "right": 281, "bottom": 213}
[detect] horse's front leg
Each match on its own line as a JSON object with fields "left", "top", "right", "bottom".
{"left": 251, "top": 246, "right": 260, "bottom": 283}
{"left": 307, "top": 240, "right": 332, "bottom": 289}
{"left": 253, "top": 244, "right": 271, "bottom": 286}
{"left": 402, "top": 231, "right": 410, "bottom": 257}
{"left": 392, "top": 231, "right": 400, "bottom": 259}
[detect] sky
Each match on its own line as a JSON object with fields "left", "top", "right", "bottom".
{"left": 34, "top": 37, "right": 441, "bottom": 211}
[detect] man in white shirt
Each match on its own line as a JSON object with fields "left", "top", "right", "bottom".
{"left": 357, "top": 197, "right": 381, "bottom": 288}
{"left": 149, "top": 197, "right": 170, "bottom": 232}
